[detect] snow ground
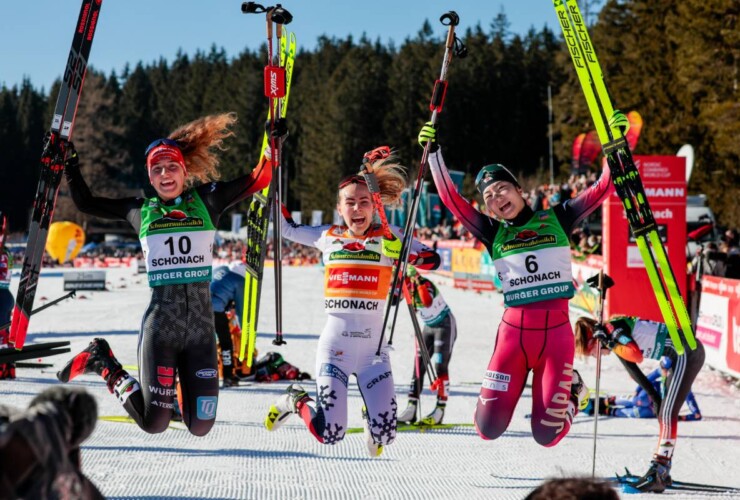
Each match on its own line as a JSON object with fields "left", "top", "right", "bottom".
{"left": 2, "top": 266, "right": 740, "bottom": 499}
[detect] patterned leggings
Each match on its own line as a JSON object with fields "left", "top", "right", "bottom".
{"left": 296, "top": 314, "right": 397, "bottom": 446}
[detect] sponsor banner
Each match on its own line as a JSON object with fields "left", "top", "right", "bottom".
{"left": 451, "top": 247, "right": 482, "bottom": 275}
{"left": 453, "top": 275, "right": 495, "bottom": 292}
{"left": 324, "top": 264, "right": 390, "bottom": 301}
{"left": 437, "top": 247, "right": 452, "bottom": 272}
{"left": 697, "top": 276, "right": 740, "bottom": 378}
{"left": 63, "top": 270, "right": 107, "bottom": 291}
{"left": 74, "top": 257, "right": 136, "bottom": 268}
{"left": 603, "top": 155, "right": 687, "bottom": 320}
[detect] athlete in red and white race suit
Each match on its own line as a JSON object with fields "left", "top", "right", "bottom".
{"left": 272, "top": 170, "right": 440, "bottom": 449}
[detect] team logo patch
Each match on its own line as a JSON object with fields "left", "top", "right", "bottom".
{"left": 329, "top": 241, "right": 381, "bottom": 262}
{"left": 148, "top": 210, "right": 204, "bottom": 232}
{"left": 319, "top": 363, "right": 348, "bottom": 388}
{"left": 157, "top": 366, "right": 174, "bottom": 387}
{"left": 501, "top": 230, "right": 556, "bottom": 252}
{"left": 196, "top": 396, "right": 218, "bottom": 420}
{"left": 196, "top": 368, "right": 218, "bottom": 379}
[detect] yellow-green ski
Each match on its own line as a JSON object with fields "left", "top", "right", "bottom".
{"left": 240, "top": 28, "right": 296, "bottom": 366}
{"left": 552, "top": 0, "right": 696, "bottom": 353}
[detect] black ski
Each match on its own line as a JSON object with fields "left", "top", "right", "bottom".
{"left": 0, "top": 345, "right": 71, "bottom": 364}
{"left": 9, "top": 0, "right": 102, "bottom": 349}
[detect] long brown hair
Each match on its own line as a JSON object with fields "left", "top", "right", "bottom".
{"left": 574, "top": 316, "right": 597, "bottom": 358}
{"left": 168, "top": 112, "right": 237, "bottom": 186}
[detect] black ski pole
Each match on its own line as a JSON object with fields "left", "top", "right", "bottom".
{"left": 243, "top": 2, "right": 293, "bottom": 346}
{"left": 402, "top": 281, "right": 437, "bottom": 387}
{"left": 359, "top": 147, "right": 437, "bottom": 384}
{"left": 376, "top": 11, "right": 466, "bottom": 356}
{"left": 1, "top": 290, "right": 76, "bottom": 332}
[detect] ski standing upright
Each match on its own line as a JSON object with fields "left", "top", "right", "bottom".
{"left": 240, "top": 2, "right": 295, "bottom": 367}
{"left": 552, "top": 0, "right": 696, "bottom": 354}
{"left": 9, "top": 0, "right": 103, "bottom": 350}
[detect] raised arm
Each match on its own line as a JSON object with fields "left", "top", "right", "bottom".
{"left": 427, "top": 148, "right": 498, "bottom": 251}
{"left": 198, "top": 155, "right": 274, "bottom": 215}
{"left": 63, "top": 147, "right": 142, "bottom": 224}
{"left": 279, "top": 204, "right": 330, "bottom": 250}
{"left": 554, "top": 160, "right": 613, "bottom": 233}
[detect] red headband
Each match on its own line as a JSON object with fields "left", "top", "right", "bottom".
{"left": 146, "top": 144, "right": 186, "bottom": 174}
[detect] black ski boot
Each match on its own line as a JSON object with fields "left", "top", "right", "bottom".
{"left": 630, "top": 457, "right": 673, "bottom": 493}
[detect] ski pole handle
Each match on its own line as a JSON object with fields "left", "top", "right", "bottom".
{"left": 242, "top": 2, "right": 268, "bottom": 14}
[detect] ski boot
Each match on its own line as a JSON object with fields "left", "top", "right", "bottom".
{"left": 57, "top": 338, "right": 124, "bottom": 386}
{"left": 264, "top": 384, "right": 310, "bottom": 431}
{"left": 583, "top": 396, "right": 610, "bottom": 416}
{"left": 361, "top": 406, "right": 383, "bottom": 457}
{"left": 570, "top": 369, "right": 589, "bottom": 412}
{"left": 628, "top": 457, "right": 672, "bottom": 493}
{"left": 221, "top": 375, "right": 240, "bottom": 388}
{"left": 419, "top": 400, "right": 446, "bottom": 426}
{"left": 397, "top": 398, "right": 418, "bottom": 425}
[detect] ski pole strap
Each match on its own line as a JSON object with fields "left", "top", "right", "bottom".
{"left": 429, "top": 80, "right": 448, "bottom": 112}
{"left": 242, "top": 2, "right": 268, "bottom": 14}
{"left": 363, "top": 146, "right": 391, "bottom": 164}
{"left": 270, "top": 4, "right": 293, "bottom": 24}
{"left": 453, "top": 37, "right": 468, "bottom": 58}
{"left": 440, "top": 11, "right": 459, "bottom": 26}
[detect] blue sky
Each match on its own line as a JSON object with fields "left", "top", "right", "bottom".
{"left": 1, "top": 1, "right": 578, "bottom": 91}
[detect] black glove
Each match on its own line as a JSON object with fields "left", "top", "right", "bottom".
{"left": 61, "top": 140, "right": 79, "bottom": 171}
{"left": 265, "top": 118, "right": 288, "bottom": 143}
{"left": 586, "top": 272, "right": 615, "bottom": 291}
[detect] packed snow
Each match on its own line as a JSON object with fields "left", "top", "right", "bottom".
{"left": 3, "top": 266, "right": 740, "bottom": 499}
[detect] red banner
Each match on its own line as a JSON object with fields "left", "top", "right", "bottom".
{"left": 603, "top": 156, "right": 687, "bottom": 321}
{"left": 697, "top": 276, "right": 740, "bottom": 378}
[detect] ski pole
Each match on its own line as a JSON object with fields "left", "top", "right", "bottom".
{"left": 402, "top": 280, "right": 437, "bottom": 387}
{"left": 360, "top": 148, "right": 439, "bottom": 386}
{"left": 587, "top": 270, "right": 614, "bottom": 478}
{"left": 243, "top": 2, "right": 292, "bottom": 346}
{"left": 376, "top": 11, "right": 466, "bottom": 356}
{"left": 2, "top": 290, "right": 76, "bottom": 332}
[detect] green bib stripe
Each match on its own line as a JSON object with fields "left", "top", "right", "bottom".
{"left": 139, "top": 191, "right": 216, "bottom": 287}
{"left": 492, "top": 209, "right": 574, "bottom": 307}
{"left": 416, "top": 288, "right": 450, "bottom": 327}
{"left": 620, "top": 317, "right": 668, "bottom": 360}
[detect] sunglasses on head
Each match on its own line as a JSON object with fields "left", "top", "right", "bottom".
{"left": 145, "top": 138, "right": 181, "bottom": 156}
{"left": 338, "top": 174, "right": 367, "bottom": 190}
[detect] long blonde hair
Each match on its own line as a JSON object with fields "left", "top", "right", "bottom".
{"left": 369, "top": 154, "right": 407, "bottom": 206}
{"left": 168, "top": 112, "right": 237, "bottom": 186}
{"left": 337, "top": 150, "right": 407, "bottom": 206}
{"left": 574, "top": 316, "right": 597, "bottom": 358}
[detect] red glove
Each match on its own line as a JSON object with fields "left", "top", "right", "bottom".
{"left": 430, "top": 374, "right": 449, "bottom": 399}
